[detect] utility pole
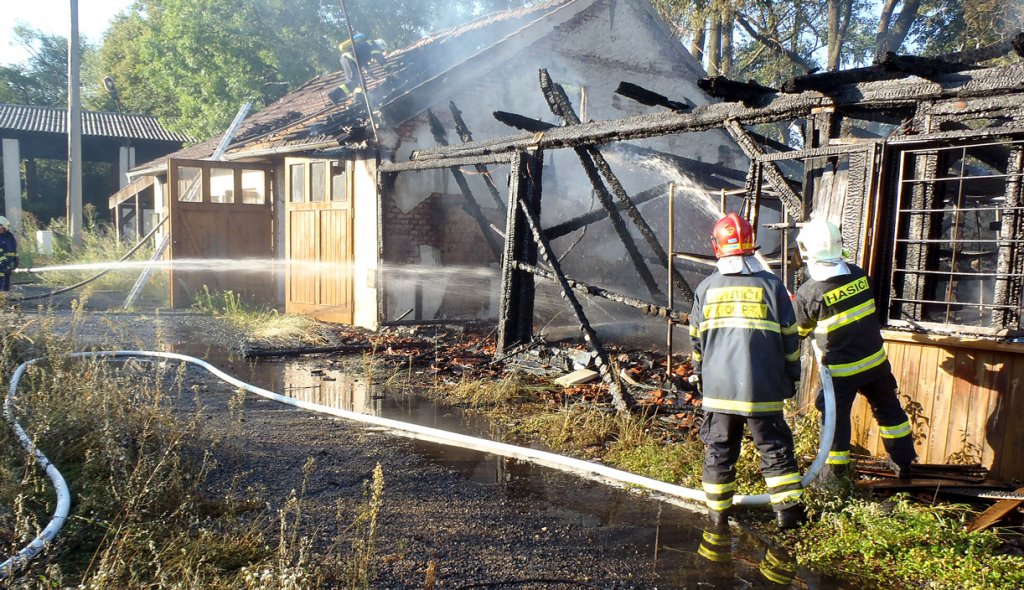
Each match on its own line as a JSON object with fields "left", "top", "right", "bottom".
{"left": 67, "top": 0, "right": 83, "bottom": 247}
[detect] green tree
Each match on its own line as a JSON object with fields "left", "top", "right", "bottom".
{"left": 0, "top": 25, "right": 104, "bottom": 107}
{"left": 654, "top": 0, "right": 1021, "bottom": 86}
{"left": 98, "top": 0, "right": 535, "bottom": 141}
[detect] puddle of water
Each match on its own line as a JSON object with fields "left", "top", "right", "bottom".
{"left": 168, "top": 342, "right": 855, "bottom": 589}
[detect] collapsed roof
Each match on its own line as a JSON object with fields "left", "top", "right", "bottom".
{"left": 136, "top": 0, "right": 605, "bottom": 172}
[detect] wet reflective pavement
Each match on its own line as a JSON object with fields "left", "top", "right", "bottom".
{"left": 173, "top": 342, "right": 855, "bottom": 589}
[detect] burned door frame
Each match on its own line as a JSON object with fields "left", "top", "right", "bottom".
{"left": 284, "top": 157, "right": 356, "bottom": 323}
{"left": 746, "top": 142, "right": 884, "bottom": 291}
{"left": 166, "top": 158, "right": 275, "bottom": 308}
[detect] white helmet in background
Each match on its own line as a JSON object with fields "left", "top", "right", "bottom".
{"left": 797, "top": 218, "right": 850, "bottom": 281}
{"left": 0, "top": 216, "right": 9, "bottom": 229}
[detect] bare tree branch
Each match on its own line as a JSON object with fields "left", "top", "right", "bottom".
{"left": 735, "top": 11, "right": 815, "bottom": 73}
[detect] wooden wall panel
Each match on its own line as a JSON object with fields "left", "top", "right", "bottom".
{"left": 850, "top": 335, "right": 1024, "bottom": 480}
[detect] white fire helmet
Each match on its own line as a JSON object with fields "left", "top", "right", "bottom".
{"left": 0, "top": 216, "right": 9, "bottom": 229}
{"left": 797, "top": 218, "right": 850, "bottom": 280}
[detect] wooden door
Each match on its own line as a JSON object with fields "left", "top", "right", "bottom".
{"left": 285, "top": 158, "right": 354, "bottom": 323}
{"left": 167, "top": 159, "right": 275, "bottom": 308}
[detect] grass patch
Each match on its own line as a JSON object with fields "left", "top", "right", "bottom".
{"left": 790, "top": 495, "right": 1024, "bottom": 590}
{"left": 442, "top": 372, "right": 548, "bottom": 408}
{"left": 191, "top": 286, "right": 330, "bottom": 347}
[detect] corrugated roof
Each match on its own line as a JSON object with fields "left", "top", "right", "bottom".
{"left": 147, "top": 0, "right": 583, "bottom": 168}
{"left": 0, "top": 104, "right": 192, "bottom": 143}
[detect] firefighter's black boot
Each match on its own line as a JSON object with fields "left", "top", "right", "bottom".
{"left": 708, "top": 507, "right": 732, "bottom": 530}
{"left": 775, "top": 504, "right": 806, "bottom": 530}
{"left": 887, "top": 459, "right": 913, "bottom": 480}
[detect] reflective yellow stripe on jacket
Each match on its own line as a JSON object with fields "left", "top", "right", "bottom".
{"left": 815, "top": 300, "right": 877, "bottom": 335}
{"left": 701, "top": 397, "right": 784, "bottom": 414}
{"left": 700, "top": 318, "right": 781, "bottom": 333}
{"left": 827, "top": 346, "right": 887, "bottom": 377}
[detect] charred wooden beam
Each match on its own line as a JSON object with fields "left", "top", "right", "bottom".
{"left": 724, "top": 119, "right": 806, "bottom": 218}
{"left": 513, "top": 180, "right": 636, "bottom": 412}
{"left": 497, "top": 151, "right": 543, "bottom": 352}
{"left": 994, "top": 147, "right": 1024, "bottom": 328}
{"left": 936, "top": 31, "right": 1024, "bottom": 64}
{"left": 698, "top": 76, "right": 778, "bottom": 107}
{"left": 545, "top": 183, "right": 667, "bottom": 241}
{"left": 615, "top": 81, "right": 693, "bottom": 112}
{"left": 382, "top": 152, "right": 510, "bottom": 174}
{"left": 514, "top": 262, "right": 688, "bottom": 324}
{"left": 877, "top": 51, "right": 980, "bottom": 78}
{"left": 427, "top": 109, "right": 503, "bottom": 260}
{"left": 541, "top": 69, "right": 695, "bottom": 302}
{"left": 781, "top": 66, "right": 897, "bottom": 94}
{"left": 450, "top": 101, "right": 507, "bottom": 216}
{"left": 532, "top": 74, "right": 663, "bottom": 300}
{"left": 410, "top": 65, "right": 1024, "bottom": 163}
{"left": 493, "top": 110, "right": 557, "bottom": 133}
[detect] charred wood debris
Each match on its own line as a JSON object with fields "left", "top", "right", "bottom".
{"left": 371, "top": 40, "right": 1024, "bottom": 521}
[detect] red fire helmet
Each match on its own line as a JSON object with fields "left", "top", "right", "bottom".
{"left": 711, "top": 212, "right": 757, "bottom": 258}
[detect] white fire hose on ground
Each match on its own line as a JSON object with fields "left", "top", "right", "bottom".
{"left": 1, "top": 349, "right": 836, "bottom": 580}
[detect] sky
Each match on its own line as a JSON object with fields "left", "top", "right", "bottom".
{"left": 1, "top": 0, "right": 135, "bottom": 65}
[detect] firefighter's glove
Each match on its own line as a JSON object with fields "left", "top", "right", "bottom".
{"left": 688, "top": 374, "right": 702, "bottom": 395}
{"left": 11, "top": 256, "right": 17, "bottom": 270}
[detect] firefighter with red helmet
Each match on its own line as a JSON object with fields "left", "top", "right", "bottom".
{"left": 690, "top": 212, "right": 805, "bottom": 529}
{"left": 794, "top": 218, "right": 916, "bottom": 482}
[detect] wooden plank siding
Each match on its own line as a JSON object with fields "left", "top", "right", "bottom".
{"left": 847, "top": 333, "right": 1024, "bottom": 480}
{"left": 284, "top": 158, "right": 354, "bottom": 324}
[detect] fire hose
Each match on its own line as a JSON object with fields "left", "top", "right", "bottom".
{"left": 1, "top": 349, "right": 836, "bottom": 580}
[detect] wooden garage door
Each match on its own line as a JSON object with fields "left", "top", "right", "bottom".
{"left": 167, "top": 158, "right": 275, "bottom": 308}
{"left": 285, "top": 158, "right": 354, "bottom": 323}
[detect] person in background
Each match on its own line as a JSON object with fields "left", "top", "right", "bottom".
{"left": 794, "top": 218, "right": 917, "bottom": 482}
{"left": 0, "top": 216, "right": 17, "bottom": 291}
{"left": 329, "top": 33, "right": 387, "bottom": 102}
{"left": 689, "top": 212, "right": 806, "bottom": 530}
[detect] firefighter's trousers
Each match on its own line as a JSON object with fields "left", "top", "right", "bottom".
{"left": 814, "top": 370, "right": 917, "bottom": 468}
{"left": 700, "top": 412, "right": 803, "bottom": 513}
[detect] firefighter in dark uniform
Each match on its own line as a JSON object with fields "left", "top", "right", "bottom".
{"left": 0, "top": 216, "right": 18, "bottom": 291}
{"left": 690, "top": 212, "right": 806, "bottom": 530}
{"left": 329, "top": 33, "right": 387, "bottom": 103}
{"left": 794, "top": 218, "right": 916, "bottom": 480}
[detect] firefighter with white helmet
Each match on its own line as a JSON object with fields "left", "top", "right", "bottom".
{"left": 689, "top": 212, "right": 805, "bottom": 529}
{"left": 794, "top": 217, "right": 916, "bottom": 481}
{"left": 0, "top": 215, "right": 17, "bottom": 291}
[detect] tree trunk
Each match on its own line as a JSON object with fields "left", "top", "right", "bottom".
{"left": 707, "top": 12, "right": 722, "bottom": 76}
{"left": 876, "top": 0, "right": 921, "bottom": 57}
{"left": 721, "top": 7, "right": 734, "bottom": 76}
{"left": 828, "top": 0, "right": 842, "bottom": 70}
{"left": 690, "top": 16, "right": 707, "bottom": 62}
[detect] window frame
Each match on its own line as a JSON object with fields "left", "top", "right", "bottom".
{"left": 880, "top": 136, "right": 1024, "bottom": 337}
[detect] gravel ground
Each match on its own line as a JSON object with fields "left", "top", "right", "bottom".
{"left": 184, "top": 383, "right": 687, "bottom": 589}
{"left": 4, "top": 304, "right": 848, "bottom": 589}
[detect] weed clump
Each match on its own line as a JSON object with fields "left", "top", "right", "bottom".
{"left": 790, "top": 495, "right": 1024, "bottom": 590}
{"left": 0, "top": 310, "right": 381, "bottom": 587}
{"left": 191, "top": 286, "right": 331, "bottom": 347}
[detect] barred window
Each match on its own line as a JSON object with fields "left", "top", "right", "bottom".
{"left": 887, "top": 140, "right": 1024, "bottom": 335}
